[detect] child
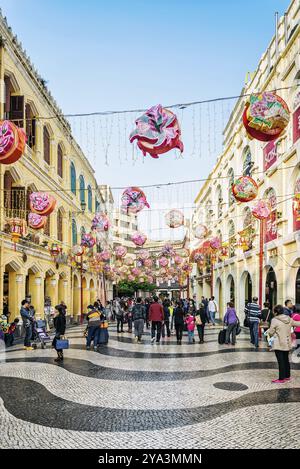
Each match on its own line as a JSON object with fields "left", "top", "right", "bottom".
{"left": 185, "top": 312, "right": 195, "bottom": 344}
{"left": 5, "top": 318, "right": 20, "bottom": 347}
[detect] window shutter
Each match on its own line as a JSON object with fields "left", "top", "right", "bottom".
{"left": 57, "top": 210, "right": 63, "bottom": 241}
{"left": 43, "top": 127, "right": 50, "bottom": 164}
{"left": 57, "top": 145, "right": 63, "bottom": 178}
{"left": 44, "top": 216, "right": 50, "bottom": 236}
{"left": 10, "top": 95, "right": 24, "bottom": 127}
{"left": 25, "top": 104, "right": 36, "bottom": 148}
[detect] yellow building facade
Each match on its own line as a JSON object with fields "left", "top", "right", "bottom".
{"left": 191, "top": 0, "right": 300, "bottom": 318}
{"left": 0, "top": 13, "right": 107, "bottom": 322}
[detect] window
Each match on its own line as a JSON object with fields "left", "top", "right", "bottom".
{"left": 79, "top": 175, "right": 85, "bottom": 205}
{"left": 216, "top": 185, "right": 222, "bottom": 218}
{"left": 57, "top": 144, "right": 63, "bottom": 178}
{"left": 25, "top": 104, "right": 36, "bottom": 148}
{"left": 228, "top": 220, "right": 235, "bottom": 258}
{"left": 70, "top": 162, "right": 76, "bottom": 194}
{"left": 243, "top": 146, "right": 252, "bottom": 176}
{"left": 95, "top": 198, "right": 100, "bottom": 212}
{"left": 43, "top": 126, "right": 50, "bottom": 164}
{"left": 88, "top": 186, "right": 92, "bottom": 212}
{"left": 72, "top": 219, "right": 77, "bottom": 245}
{"left": 10, "top": 95, "right": 24, "bottom": 127}
{"left": 228, "top": 168, "right": 234, "bottom": 206}
{"left": 57, "top": 209, "right": 63, "bottom": 242}
{"left": 44, "top": 216, "right": 50, "bottom": 236}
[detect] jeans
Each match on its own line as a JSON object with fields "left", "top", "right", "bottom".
{"left": 24, "top": 325, "right": 32, "bottom": 347}
{"left": 209, "top": 311, "right": 216, "bottom": 324}
{"left": 116, "top": 317, "right": 124, "bottom": 332}
{"left": 249, "top": 321, "right": 259, "bottom": 347}
{"left": 161, "top": 320, "right": 170, "bottom": 338}
{"left": 175, "top": 324, "right": 184, "bottom": 342}
{"left": 127, "top": 317, "right": 133, "bottom": 332}
{"left": 275, "top": 350, "right": 290, "bottom": 380}
{"left": 225, "top": 322, "right": 237, "bottom": 344}
{"left": 295, "top": 331, "right": 300, "bottom": 350}
{"left": 151, "top": 321, "right": 162, "bottom": 342}
{"left": 197, "top": 324, "right": 205, "bottom": 342}
{"left": 134, "top": 319, "right": 144, "bottom": 340}
{"left": 188, "top": 330, "right": 194, "bottom": 343}
{"left": 86, "top": 325, "right": 100, "bottom": 347}
{"left": 4, "top": 334, "right": 14, "bottom": 347}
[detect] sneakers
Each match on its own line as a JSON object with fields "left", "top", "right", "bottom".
{"left": 24, "top": 346, "right": 34, "bottom": 350}
{"left": 134, "top": 337, "right": 139, "bottom": 343}
{"left": 284, "top": 377, "right": 291, "bottom": 382}
{"left": 271, "top": 379, "right": 286, "bottom": 384}
{"left": 151, "top": 337, "right": 155, "bottom": 344}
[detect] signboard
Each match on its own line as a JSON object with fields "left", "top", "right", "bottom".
{"left": 264, "top": 211, "right": 277, "bottom": 243}
{"left": 293, "top": 106, "right": 300, "bottom": 144}
{"left": 263, "top": 141, "right": 277, "bottom": 171}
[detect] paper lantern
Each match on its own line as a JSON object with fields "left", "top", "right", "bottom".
{"left": 7, "top": 217, "right": 26, "bottom": 246}
{"left": 243, "top": 92, "right": 289, "bottom": 142}
{"left": 29, "top": 192, "right": 56, "bottom": 216}
{"left": 194, "top": 224, "right": 208, "bottom": 240}
{"left": 210, "top": 237, "right": 221, "bottom": 250}
{"left": 159, "top": 256, "right": 169, "bottom": 267}
{"left": 252, "top": 200, "right": 272, "bottom": 220}
{"left": 293, "top": 193, "right": 300, "bottom": 221}
{"left": 121, "top": 186, "right": 150, "bottom": 214}
{"left": 92, "top": 212, "right": 110, "bottom": 232}
{"left": 81, "top": 233, "right": 96, "bottom": 249}
{"left": 28, "top": 213, "right": 47, "bottom": 230}
{"left": 131, "top": 231, "right": 147, "bottom": 246}
{"left": 0, "top": 120, "right": 26, "bottom": 165}
{"left": 115, "top": 246, "right": 127, "bottom": 259}
{"left": 232, "top": 176, "right": 258, "bottom": 202}
{"left": 129, "top": 104, "right": 184, "bottom": 159}
{"left": 72, "top": 245, "right": 85, "bottom": 257}
{"left": 219, "top": 243, "right": 229, "bottom": 261}
{"left": 165, "top": 209, "right": 184, "bottom": 228}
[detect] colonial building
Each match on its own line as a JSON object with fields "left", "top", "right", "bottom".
{"left": 0, "top": 12, "right": 105, "bottom": 321}
{"left": 191, "top": 0, "right": 300, "bottom": 318}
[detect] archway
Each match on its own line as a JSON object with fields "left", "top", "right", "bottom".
{"left": 245, "top": 272, "right": 252, "bottom": 305}
{"left": 58, "top": 273, "right": 66, "bottom": 305}
{"left": 226, "top": 274, "right": 235, "bottom": 304}
{"left": 295, "top": 267, "right": 300, "bottom": 304}
{"left": 90, "top": 278, "right": 96, "bottom": 305}
{"left": 265, "top": 267, "right": 277, "bottom": 310}
{"left": 73, "top": 275, "right": 79, "bottom": 318}
{"left": 82, "top": 277, "right": 89, "bottom": 312}
{"left": 215, "top": 277, "right": 223, "bottom": 319}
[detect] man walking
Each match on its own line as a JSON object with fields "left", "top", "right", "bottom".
{"left": 283, "top": 299, "right": 293, "bottom": 317}
{"left": 132, "top": 297, "right": 146, "bottom": 343}
{"left": 20, "top": 299, "right": 33, "bottom": 350}
{"left": 208, "top": 296, "right": 218, "bottom": 326}
{"left": 245, "top": 296, "right": 261, "bottom": 348}
{"left": 149, "top": 296, "right": 164, "bottom": 344}
{"left": 162, "top": 300, "right": 171, "bottom": 338}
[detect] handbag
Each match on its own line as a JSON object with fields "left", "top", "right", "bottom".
{"left": 100, "top": 321, "right": 109, "bottom": 329}
{"left": 260, "top": 310, "right": 271, "bottom": 329}
{"left": 55, "top": 335, "right": 69, "bottom": 350}
{"left": 195, "top": 316, "right": 202, "bottom": 326}
{"left": 243, "top": 315, "right": 250, "bottom": 328}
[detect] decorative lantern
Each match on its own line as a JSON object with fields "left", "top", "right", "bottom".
{"left": 232, "top": 176, "right": 258, "bottom": 202}
{"left": 161, "top": 243, "right": 175, "bottom": 257}
{"left": 8, "top": 217, "right": 25, "bottom": 247}
{"left": 137, "top": 249, "right": 150, "bottom": 260}
{"left": 72, "top": 245, "right": 85, "bottom": 257}
{"left": 174, "top": 255, "right": 183, "bottom": 265}
{"left": 81, "top": 233, "right": 96, "bottom": 249}
{"left": 129, "top": 104, "right": 184, "bottom": 159}
{"left": 30, "top": 192, "right": 56, "bottom": 216}
{"left": 28, "top": 212, "right": 47, "bottom": 230}
{"left": 92, "top": 212, "right": 110, "bottom": 232}
{"left": 100, "top": 249, "right": 110, "bottom": 261}
{"left": 159, "top": 256, "right": 169, "bottom": 267}
{"left": 182, "top": 262, "right": 192, "bottom": 273}
{"left": 128, "top": 274, "right": 135, "bottom": 282}
{"left": 165, "top": 209, "right": 184, "bottom": 228}
{"left": 252, "top": 200, "right": 272, "bottom": 220}
{"left": 237, "top": 230, "right": 251, "bottom": 252}
{"left": 50, "top": 243, "right": 61, "bottom": 258}
{"left": 293, "top": 193, "right": 300, "bottom": 221}
{"left": 194, "top": 224, "right": 208, "bottom": 240}
{"left": 132, "top": 267, "right": 141, "bottom": 277}
{"left": 210, "top": 237, "right": 221, "bottom": 250}
{"left": 0, "top": 120, "right": 26, "bottom": 165}
{"left": 243, "top": 92, "right": 290, "bottom": 142}
{"left": 219, "top": 243, "right": 229, "bottom": 261}
{"left": 115, "top": 246, "right": 127, "bottom": 258}
{"left": 121, "top": 186, "right": 150, "bottom": 214}
{"left": 143, "top": 258, "right": 153, "bottom": 268}
{"left": 131, "top": 231, "right": 147, "bottom": 246}
{"left": 124, "top": 256, "right": 134, "bottom": 266}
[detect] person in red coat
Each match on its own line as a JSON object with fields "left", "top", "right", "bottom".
{"left": 149, "top": 296, "right": 164, "bottom": 344}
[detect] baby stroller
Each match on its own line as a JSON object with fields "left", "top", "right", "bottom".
{"left": 32, "top": 319, "right": 51, "bottom": 349}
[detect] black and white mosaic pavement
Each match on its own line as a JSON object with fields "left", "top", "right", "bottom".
{"left": 0, "top": 324, "right": 300, "bottom": 448}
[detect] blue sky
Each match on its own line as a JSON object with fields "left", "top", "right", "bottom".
{"left": 0, "top": 0, "right": 291, "bottom": 238}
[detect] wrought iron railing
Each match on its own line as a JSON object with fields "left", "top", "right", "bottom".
{"left": 4, "top": 189, "right": 27, "bottom": 220}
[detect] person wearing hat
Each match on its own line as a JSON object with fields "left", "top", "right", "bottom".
{"left": 86, "top": 304, "right": 101, "bottom": 350}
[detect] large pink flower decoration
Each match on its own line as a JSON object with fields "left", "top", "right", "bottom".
{"left": 92, "top": 213, "right": 110, "bottom": 232}
{"left": 131, "top": 231, "right": 147, "bottom": 246}
{"left": 115, "top": 246, "right": 127, "bottom": 258}
{"left": 252, "top": 200, "right": 271, "bottom": 220}
{"left": 121, "top": 187, "right": 150, "bottom": 214}
{"left": 159, "top": 256, "right": 169, "bottom": 267}
{"left": 210, "top": 237, "right": 221, "bottom": 250}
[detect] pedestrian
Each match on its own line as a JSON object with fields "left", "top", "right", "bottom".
{"left": 173, "top": 301, "right": 185, "bottom": 345}
{"left": 208, "top": 296, "right": 218, "bottom": 326}
{"left": 292, "top": 304, "right": 300, "bottom": 352}
{"left": 132, "top": 297, "right": 146, "bottom": 343}
{"left": 86, "top": 304, "right": 101, "bottom": 350}
{"left": 266, "top": 304, "right": 300, "bottom": 383}
{"left": 149, "top": 296, "right": 164, "bottom": 344}
{"left": 195, "top": 302, "right": 207, "bottom": 343}
{"left": 58, "top": 301, "right": 67, "bottom": 316}
{"left": 201, "top": 296, "right": 209, "bottom": 323}
{"left": 185, "top": 311, "right": 195, "bottom": 344}
{"left": 126, "top": 303, "right": 133, "bottom": 333}
{"left": 260, "top": 301, "right": 273, "bottom": 342}
{"left": 144, "top": 298, "right": 151, "bottom": 329}
{"left": 52, "top": 305, "right": 66, "bottom": 362}
{"left": 20, "top": 299, "right": 34, "bottom": 350}
{"left": 245, "top": 296, "right": 261, "bottom": 348}
{"left": 162, "top": 301, "right": 171, "bottom": 338}
{"left": 4, "top": 318, "right": 20, "bottom": 347}
{"left": 283, "top": 299, "right": 294, "bottom": 317}
{"left": 224, "top": 302, "right": 238, "bottom": 346}
{"left": 115, "top": 300, "right": 124, "bottom": 333}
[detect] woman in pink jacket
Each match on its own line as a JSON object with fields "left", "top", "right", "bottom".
{"left": 185, "top": 313, "right": 195, "bottom": 344}
{"left": 292, "top": 304, "right": 300, "bottom": 353}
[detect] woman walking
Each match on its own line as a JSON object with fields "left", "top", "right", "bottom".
{"left": 52, "top": 305, "right": 66, "bottom": 362}
{"left": 185, "top": 312, "right": 195, "bottom": 344}
{"left": 174, "top": 301, "right": 185, "bottom": 345}
{"left": 292, "top": 304, "right": 300, "bottom": 352}
{"left": 195, "top": 302, "right": 207, "bottom": 343}
{"left": 266, "top": 304, "right": 300, "bottom": 383}
{"left": 224, "top": 302, "right": 238, "bottom": 346}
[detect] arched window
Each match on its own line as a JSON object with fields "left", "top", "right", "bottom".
{"left": 70, "top": 162, "right": 76, "bottom": 194}
{"left": 228, "top": 220, "right": 235, "bottom": 258}
{"left": 57, "top": 144, "right": 63, "bottom": 178}
{"left": 242, "top": 146, "right": 252, "bottom": 176}
{"left": 216, "top": 185, "right": 223, "bottom": 218}
{"left": 80, "top": 226, "right": 86, "bottom": 237}
{"left": 293, "top": 177, "right": 300, "bottom": 231}
{"left": 79, "top": 175, "right": 85, "bottom": 205}
{"left": 88, "top": 185, "right": 92, "bottom": 212}
{"left": 95, "top": 198, "right": 100, "bottom": 213}
{"left": 228, "top": 168, "right": 234, "bottom": 206}
{"left": 72, "top": 219, "right": 77, "bottom": 246}
{"left": 25, "top": 103, "right": 36, "bottom": 148}
{"left": 57, "top": 209, "right": 63, "bottom": 242}
{"left": 264, "top": 188, "right": 277, "bottom": 243}
{"left": 43, "top": 126, "right": 50, "bottom": 164}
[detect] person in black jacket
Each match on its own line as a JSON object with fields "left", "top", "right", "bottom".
{"left": 174, "top": 301, "right": 185, "bottom": 345}
{"left": 52, "top": 305, "right": 66, "bottom": 362}
{"left": 162, "top": 301, "right": 171, "bottom": 338}
{"left": 195, "top": 302, "right": 207, "bottom": 343}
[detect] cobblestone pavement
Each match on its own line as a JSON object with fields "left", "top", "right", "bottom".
{"left": 0, "top": 324, "right": 300, "bottom": 448}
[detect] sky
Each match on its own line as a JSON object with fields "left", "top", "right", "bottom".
{"left": 0, "top": 0, "right": 291, "bottom": 239}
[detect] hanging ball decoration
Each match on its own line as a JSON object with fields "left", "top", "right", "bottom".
{"left": 81, "top": 233, "right": 96, "bottom": 249}
{"left": 165, "top": 209, "right": 184, "bottom": 228}
{"left": 92, "top": 212, "right": 110, "bottom": 232}
{"left": 252, "top": 200, "right": 271, "bottom": 220}
{"left": 28, "top": 212, "right": 47, "bottom": 230}
{"left": 194, "top": 224, "right": 208, "bottom": 240}
{"left": 100, "top": 249, "right": 111, "bottom": 261}
{"left": 121, "top": 186, "right": 150, "bottom": 214}
{"left": 131, "top": 267, "right": 141, "bottom": 277}
{"left": 124, "top": 256, "right": 135, "bottom": 266}
{"left": 30, "top": 192, "right": 56, "bottom": 216}
{"left": 243, "top": 92, "right": 290, "bottom": 142}
{"left": 0, "top": 120, "right": 26, "bottom": 165}
{"left": 115, "top": 246, "right": 127, "bottom": 258}
{"left": 174, "top": 255, "right": 183, "bottom": 265}
{"left": 159, "top": 256, "right": 169, "bottom": 267}
{"left": 72, "top": 244, "right": 85, "bottom": 257}
{"left": 129, "top": 104, "right": 184, "bottom": 159}
{"left": 232, "top": 176, "right": 258, "bottom": 202}
{"left": 143, "top": 258, "right": 153, "bottom": 268}
{"left": 137, "top": 249, "right": 150, "bottom": 260}
{"left": 210, "top": 237, "right": 222, "bottom": 250}
{"left": 161, "top": 243, "right": 175, "bottom": 257}
{"left": 131, "top": 231, "right": 147, "bottom": 246}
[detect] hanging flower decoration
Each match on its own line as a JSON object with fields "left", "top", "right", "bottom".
{"left": 165, "top": 209, "right": 184, "bottom": 228}
{"left": 115, "top": 246, "right": 127, "bottom": 258}
{"left": 161, "top": 244, "right": 175, "bottom": 257}
{"left": 28, "top": 212, "right": 47, "bottom": 230}
{"left": 131, "top": 231, "right": 147, "bottom": 246}
{"left": 92, "top": 212, "right": 110, "bottom": 232}
{"left": 232, "top": 176, "right": 258, "bottom": 202}
{"left": 293, "top": 192, "right": 300, "bottom": 221}
{"left": 0, "top": 120, "right": 26, "bottom": 165}
{"left": 174, "top": 254, "right": 183, "bottom": 265}
{"left": 252, "top": 200, "right": 272, "bottom": 220}
{"left": 159, "top": 256, "right": 169, "bottom": 267}
{"left": 121, "top": 186, "right": 150, "bottom": 214}
{"left": 129, "top": 104, "right": 184, "bottom": 159}
{"left": 210, "top": 237, "right": 222, "bottom": 250}
{"left": 143, "top": 258, "right": 153, "bottom": 268}
{"left": 72, "top": 244, "right": 85, "bottom": 257}
{"left": 194, "top": 224, "right": 208, "bottom": 240}
{"left": 131, "top": 267, "right": 141, "bottom": 277}
{"left": 243, "top": 92, "right": 290, "bottom": 142}
{"left": 100, "top": 249, "right": 110, "bottom": 261}
{"left": 137, "top": 249, "right": 150, "bottom": 260}
{"left": 7, "top": 217, "right": 27, "bottom": 247}
{"left": 81, "top": 233, "right": 96, "bottom": 249}
{"left": 30, "top": 192, "right": 56, "bottom": 216}
{"left": 128, "top": 274, "right": 135, "bottom": 282}
{"left": 219, "top": 243, "right": 229, "bottom": 261}
{"left": 124, "top": 256, "right": 135, "bottom": 266}
{"left": 182, "top": 263, "right": 192, "bottom": 273}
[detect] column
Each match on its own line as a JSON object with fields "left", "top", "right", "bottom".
{"left": 45, "top": 273, "right": 59, "bottom": 308}
{"left": 8, "top": 271, "right": 26, "bottom": 318}
{"left": 28, "top": 272, "right": 45, "bottom": 319}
